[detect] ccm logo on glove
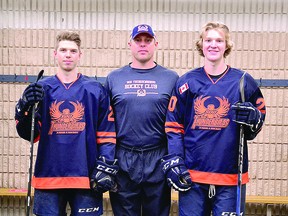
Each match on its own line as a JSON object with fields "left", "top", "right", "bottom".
{"left": 162, "top": 157, "right": 180, "bottom": 171}
{"left": 96, "top": 164, "right": 118, "bottom": 175}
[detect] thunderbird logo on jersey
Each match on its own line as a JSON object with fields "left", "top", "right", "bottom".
{"left": 48, "top": 100, "right": 86, "bottom": 135}
{"left": 192, "top": 95, "right": 230, "bottom": 130}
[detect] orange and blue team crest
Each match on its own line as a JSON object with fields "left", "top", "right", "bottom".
{"left": 192, "top": 95, "right": 230, "bottom": 130}
{"left": 48, "top": 100, "right": 86, "bottom": 135}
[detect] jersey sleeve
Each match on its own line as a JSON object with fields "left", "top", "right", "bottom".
{"left": 96, "top": 85, "right": 116, "bottom": 160}
{"left": 243, "top": 74, "right": 266, "bottom": 140}
{"left": 165, "top": 84, "right": 185, "bottom": 158}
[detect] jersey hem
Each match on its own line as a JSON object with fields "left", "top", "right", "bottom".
{"left": 32, "top": 176, "right": 91, "bottom": 189}
{"left": 189, "top": 170, "right": 249, "bottom": 185}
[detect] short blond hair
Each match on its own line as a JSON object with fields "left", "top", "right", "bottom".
{"left": 195, "top": 21, "right": 233, "bottom": 58}
{"left": 55, "top": 31, "right": 81, "bottom": 50}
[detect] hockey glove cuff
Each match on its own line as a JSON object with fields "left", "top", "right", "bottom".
{"left": 161, "top": 154, "right": 192, "bottom": 192}
{"left": 231, "top": 102, "right": 262, "bottom": 131}
{"left": 90, "top": 156, "right": 119, "bottom": 193}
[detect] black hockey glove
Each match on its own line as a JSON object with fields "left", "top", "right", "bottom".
{"left": 231, "top": 102, "right": 262, "bottom": 131}
{"left": 161, "top": 154, "right": 192, "bottom": 192}
{"left": 15, "top": 82, "right": 44, "bottom": 118}
{"left": 90, "top": 156, "right": 119, "bottom": 193}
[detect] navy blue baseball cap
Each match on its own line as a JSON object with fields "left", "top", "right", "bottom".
{"left": 131, "top": 24, "right": 155, "bottom": 39}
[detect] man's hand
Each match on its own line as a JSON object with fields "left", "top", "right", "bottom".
{"left": 23, "top": 83, "right": 44, "bottom": 105}
{"left": 231, "top": 102, "right": 261, "bottom": 130}
{"left": 16, "top": 82, "right": 44, "bottom": 118}
{"left": 90, "top": 156, "right": 119, "bottom": 193}
{"left": 161, "top": 154, "right": 192, "bottom": 192}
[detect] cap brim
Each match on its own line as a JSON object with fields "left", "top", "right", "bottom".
{"left": 132, "top": 32, "right": 155, "bottom": 39}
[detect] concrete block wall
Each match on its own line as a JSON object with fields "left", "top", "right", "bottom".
{"left": 1, "top": 28, "right": 287, "bottom": 216}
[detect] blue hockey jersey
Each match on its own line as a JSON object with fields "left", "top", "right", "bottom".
{"left": 16, "top": 74, "right": 116, "bottom": 189}
{"left": 105, "top": 64, "right": 179, "bottom": 149}
{"left": 165, "top": 67, "right": 266, "bottom": 185}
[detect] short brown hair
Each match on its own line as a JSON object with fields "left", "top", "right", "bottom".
{"left": 55, "top": 31, "right": 81, "bottom": 50}
{"left": 195, "top": 21, "right": 233, "bottom": 58}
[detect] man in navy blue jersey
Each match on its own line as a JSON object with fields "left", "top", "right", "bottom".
{"left": 162, "top": 21, "right": 266, "bottom": 216}
{"left": 15, "top": 31, "right": 118, "bottom": 216}
{"left": 105, "top": 24, "right": 179, "bottom": 216}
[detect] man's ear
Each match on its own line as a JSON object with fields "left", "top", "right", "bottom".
{"left": 155, "top": 41, "right": 159, "bottom": 47}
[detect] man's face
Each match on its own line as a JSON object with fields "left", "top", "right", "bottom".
{"left": 128, "top": 34, "right": 158, "bottom": 64}
{"left": 54, "top": 40, "right": 82, "bottom": 72}
{"left": 202, "top": 29, "right": 227, "bottom": 63}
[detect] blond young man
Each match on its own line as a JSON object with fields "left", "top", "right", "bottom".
{"left": 162, "top": 22, "right": 266, "bottom": 215}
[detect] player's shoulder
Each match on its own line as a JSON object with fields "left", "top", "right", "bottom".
{"left": 155, "top": 64, "right": 179, "bottom": 78}
{"left": 229, "top": 67, "right": 246, "bottom": 77}
{"left": 107, "top": 65, "right": 129, "bottom": 78}
{"left": 81, "top": 74, "right": 104, "bottom": 88}
{"left": 80, "top": 75, "right": 109, "bottom": 98}
{"left": 38, "top": 75, "right": 55, "bottom": 83}
{"left": 229, "top": 67, "right": 256, "bottom": 82}
{"left": 38, "top": 75, "right": 58, "bottom": 87}
{"left": 178, "top": 67, "right": 202, "bottom": 83}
